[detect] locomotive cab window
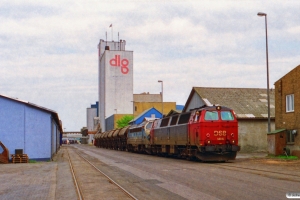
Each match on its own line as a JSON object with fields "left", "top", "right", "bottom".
{"left": 220, "top": 111, "right": 234, "bottom": 121}
{"left": 204, "top": 111, "right": 219, "bottom": 121}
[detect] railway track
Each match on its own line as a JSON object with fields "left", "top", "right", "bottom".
{"left": 67, "top": 147, "right": 138, "bottom": 200}
{"left": 214, "top": 162, "right": 300, "bottom": 182}
{"left": 76, "top": 145, "right": 300, "bottom": 183}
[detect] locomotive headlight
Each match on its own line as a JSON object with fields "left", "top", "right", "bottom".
{"left": 207, "top": 140, "right": 211, "bottom": 144}
{"left": 232, "top": 140, "right": 235, "bottom": 144}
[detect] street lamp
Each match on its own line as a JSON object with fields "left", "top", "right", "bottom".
{"left": 158, "top": 80, "right": 163, "bottom": 118}
{"left": 131, "top": 101, "right": 135, "bottom": 117}
{"left": 257, "top": 12, "right": 271, "bottom": 133}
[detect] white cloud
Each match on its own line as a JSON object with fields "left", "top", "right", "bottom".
{"left": 1, "top": 0, "right": 300, "bottom": 130}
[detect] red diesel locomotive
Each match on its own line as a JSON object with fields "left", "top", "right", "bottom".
{"left": 94, "top": 105, "right": 240, "bottom": 161}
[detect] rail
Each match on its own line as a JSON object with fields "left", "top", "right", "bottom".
{"left": 67, "top": 148, "right": 138, "bottom": 200}
{"left": 67, "top": 149, "right": 84, "bottom": 200}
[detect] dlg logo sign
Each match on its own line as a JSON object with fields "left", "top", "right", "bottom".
{"left": 109, "top": 55, "right": 129, "bottom": 74}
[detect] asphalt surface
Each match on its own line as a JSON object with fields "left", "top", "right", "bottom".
{"left": 0, "top": 145, "right": 298, "bottom": 200}
{"left": 0, "top": 147, "right": 77, "bottom": 200}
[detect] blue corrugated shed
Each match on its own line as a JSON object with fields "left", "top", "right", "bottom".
{"left": 0, "top": 94, "right": 62, "bottom": 161}
{"left": 130, "top": 107, "right": 162, "bottom": 125}
{"left": 176, "top": 105, "right": 184, "bottom": 111}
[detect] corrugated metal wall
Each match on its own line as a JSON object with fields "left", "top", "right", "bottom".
{"left": 0, "top": 97, "right": 53, "bottom": 160}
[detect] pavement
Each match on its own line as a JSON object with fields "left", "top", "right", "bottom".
{"left": 236, "top": 152, "right": 268, "bottom": 159}
{"left": 0, "top": 145, "right": 268, "bottom": 200}
{"left": 0, "top": 147, "right": 77, "bottom": 200}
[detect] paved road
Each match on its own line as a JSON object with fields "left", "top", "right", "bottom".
{"left": 1, "top": 144, "right": 299, "bottom": 200}
{"left": 75, "top": 144, "right": 300, "bottom": 200}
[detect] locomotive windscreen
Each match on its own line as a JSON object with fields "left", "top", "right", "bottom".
{"left": 204, "top": 111, "right": 218, "bottom": 120}
{"left": 220, "top": 111, "right": 234, "bottom": 120}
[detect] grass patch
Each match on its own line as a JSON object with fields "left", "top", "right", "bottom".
{"left": 29, "top": 159, "right": 37, "bottom": 163}
{"left": 267, "top": 155, "right": 298, "bottom": 160}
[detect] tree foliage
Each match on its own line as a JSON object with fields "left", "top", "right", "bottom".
{"left": 116, "top": 115, "right": 134, "bottom": 128}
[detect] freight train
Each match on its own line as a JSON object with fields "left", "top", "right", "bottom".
{"left": 94, "top": 105, "right": 240, "bottom": 161}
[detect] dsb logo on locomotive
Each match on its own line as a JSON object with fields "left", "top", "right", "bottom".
{"left": 110, "top": 55, "right": 129, "bottom": 74}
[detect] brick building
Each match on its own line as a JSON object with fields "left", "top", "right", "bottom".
{"left": 274, "top": 65, "right": 300, "bottom": 157}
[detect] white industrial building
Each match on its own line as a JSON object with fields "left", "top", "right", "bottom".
{"left": 98, "top": 39, "right": 133, "bottom": 131}
{"left": 86, "top": 107, "right": 97, "bottom": 143}
{"left": 87, "top": 107, "right": 97, "bottom": 131}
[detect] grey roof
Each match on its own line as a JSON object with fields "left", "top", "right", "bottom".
{"left": 185, "top": 87, "right": 275, "bottom": 119}
{"left": 133, "top": 93, "right": 161, "bottom": 102}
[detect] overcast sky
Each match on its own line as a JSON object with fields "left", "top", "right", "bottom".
{"left": 1, "top": 1, "right": 300, "bottom": 131}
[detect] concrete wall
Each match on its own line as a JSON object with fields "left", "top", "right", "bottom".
{"left": 238, "top": 119, "right": 275, "bottom": 153}
{"left": 99, "top": 49, "right": 133, "bottom": 131}
{"left": 275, "top": 65, "right": 300, "bottom": 155}
{"left": 0, "top": 97, "right": 59, "bottom": 160}
{"left": 87, "top": 108, "right": 97, "bottom": 131}
{"left": 105, "top": 115, "right": 115, "bottom": 131}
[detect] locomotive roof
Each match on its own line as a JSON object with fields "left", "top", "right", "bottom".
{"left": 200, "top": 106, "right": 232, "bottom": 111}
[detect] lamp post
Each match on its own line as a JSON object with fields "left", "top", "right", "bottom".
{"left": 257, "top": 12, "right": 271, "bottom": 133}
{"left": 158, "top": 80, "right": 163, "bottom": 118}
{"left": 131, "top": 101, "right": 135, "bottom": 117}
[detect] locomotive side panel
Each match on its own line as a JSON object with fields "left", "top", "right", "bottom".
{"left": 127, "top": 121, "right": 153, "bottom": 152}
{"left": 127, "top": 128, "right": 144, "bottom": 146}
{"left": 154, "top": 126, "right": 188, "bottom": 145}
{"left": 168, "top": 125, "right": 188, "bottom": 145}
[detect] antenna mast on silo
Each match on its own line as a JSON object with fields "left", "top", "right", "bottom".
{"left": 109, "top": 24, "right": 113, "bottom": 41}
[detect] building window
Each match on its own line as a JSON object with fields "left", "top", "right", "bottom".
{"left": 286, "top": 94, "right": 294, "bottom": 112}
{"left": 135, "top": 106, "right": 137, "bottom": 111}
{"left": 286, "top": 130, "right": 295, "bottom": 144}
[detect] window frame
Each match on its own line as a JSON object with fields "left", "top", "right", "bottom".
{"left": 286, "top": 94, "right": 294, "bottom": 112}
{"left": 286, "top": 130, "right": 295, "bottom": 144}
